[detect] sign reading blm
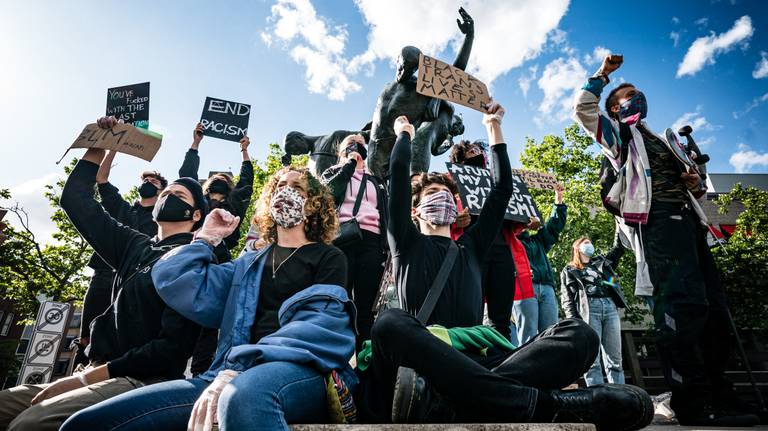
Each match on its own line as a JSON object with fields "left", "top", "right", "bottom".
{"left": 446, "top": 163, "right": 541, "bottom": 223}
{"left": 416, "top": 54, "right": 491, "bottom": 113}
{"left": 200, "top": 97, "right": 251, "bottom": 142}
{"left": 106, "top": 82, "right": 150, "bottom": 129}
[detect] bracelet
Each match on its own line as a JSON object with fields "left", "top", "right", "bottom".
{"left": 76, "top": 373, "right": 89, "bottom": 387}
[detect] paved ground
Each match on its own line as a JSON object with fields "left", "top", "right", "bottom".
{"left": 289, "top": 425, "right": 768, "bottom": 430}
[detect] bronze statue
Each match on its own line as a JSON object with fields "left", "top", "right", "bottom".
{"left": 367, "top": 7, "right": 474, "bottom": 178}
{"left": 283, "top": 127, "right": 371, "bottom": 177}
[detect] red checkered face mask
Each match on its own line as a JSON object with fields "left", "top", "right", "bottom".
{"left": 417, "top": 190, "right": 457, "bottom": 226}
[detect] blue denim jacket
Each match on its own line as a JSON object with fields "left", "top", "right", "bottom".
{"left": 151, "top": 240, "right": 357, "bottom": 383}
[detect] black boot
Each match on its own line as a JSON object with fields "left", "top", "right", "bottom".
{"left": 550, "top": 384, "right": 653, "bottom": 431}
{"left": 391, "top": 366, "right": 456, "bottom": 423}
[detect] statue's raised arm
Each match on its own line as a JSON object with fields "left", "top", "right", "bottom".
{"left": 453, "top": 7, "right": 474, "bottom": 71}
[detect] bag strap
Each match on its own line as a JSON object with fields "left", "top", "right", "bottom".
{"left": 416, "top": 241, "right": 459, "bottom": 324}
{"left": 351, "top": 174, "right": 368, "bottom": 217}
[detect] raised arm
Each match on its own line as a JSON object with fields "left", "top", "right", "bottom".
{"left": 605, "top": 225, "right": 626, "bottom": 270}
{"left": 320, "top": 159, "right": 357, "bottom": 206}
{"left": 387, "top": 117, "right": 419, "bottom": 252}
{"left": 230, "top": 138, "right": 255, "bottom": 218}
{"left": 178, "top": 123, "right": 203, "bottom": 179}
{"left": 452, "top": 7, "right": 474, "bottom": 70}
{"left": 533, "top": 185, "right": 567, "bottom": 252}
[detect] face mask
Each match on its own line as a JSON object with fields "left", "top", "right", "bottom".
{"left": 619, "top": 92, "right": 648, "bottom": 124}
{"left": 417, "top": 190, "right": 457, "bottom": 226}
{"left": 208, "top": 199, "right": 223, "bottom": 209}
{"left": 153, "top": 193, "right": 195, "bottom": 223}
{"left": 207, "top": 179, "right": 230, "bottom": 196}
{"left": 138, "top": 182, "right": 158, "bottom": 199}
{"left": 579, "top": 242, "right": 595, "bottom": 258}
{"left": 270, "top": 186, "right": 306, "bottom": 229}
{"left": 345, "top": 142, "right": 367, "bottom": 160}
{"left": 464, "top": 154, "right": 485, "bottom": 167}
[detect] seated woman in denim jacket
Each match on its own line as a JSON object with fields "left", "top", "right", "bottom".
{"left": 560, "top": 233, "right": 627, "bottom": 387}
{"left": 61, "top": 167, "right": 356, "bottom": 431}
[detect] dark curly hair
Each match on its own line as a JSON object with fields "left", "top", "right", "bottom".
{"left": 411, "top": 172, "right": 459, "bottom": 208}
{"left": 253, "top": 167, "right": 339, "bottom": 245}
{"left": 605, "top": 83, "right": 635, "bottom": 119}
{"left": 449, "top": 139, "right": 485, "bottom": 164}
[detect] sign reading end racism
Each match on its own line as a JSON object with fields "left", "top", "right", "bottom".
{"left": 447, "top": 163, "right": 541, "bottom": 223}
{"left": 65, "top": 123, "right": 163, "bottom": 162}
{"left": 416, "top": 54, "right": 491, "bottom": 113}
{"left": 200, "top": 97, "right": 250, "bottom": 142}
{"left": 106, "top": 82, "right": 150, "bottom": 129}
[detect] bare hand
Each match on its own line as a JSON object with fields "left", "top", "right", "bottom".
{"left": 681, "top": 172, "right": 701, "bottom": 190}
{"left": 30, "top": 376, "right": 84, "bottom": 405}
{"left": 527, "top": 216, "right": 542, "bottom": 231}
{"left": 394, "top": 116, "right": 415, "bottom": 139}
{"left": 239, "top": 135, "right": 251, "bottom": 151}
{"left": 196, "top": 209, "right": 240, "bottom": 246}
{"left": 96, "top": 116, "right": 119, "bottom": 129}
{"left": 457, "top": 7, "right": 474, "bottom": 36}
{"left": 482, "top": 102, "right": 505, "bottom": 125}
{"left": 456, "top": 207, "right": 471, "bottom": 228}
{"left": 554, "top": 184, "right": 565, "bottom": 204}
{"left": 193, "top": 123, "right": 204, "bottom": 145}
{"left": 599, "top": 54, "right": 623, "bottom": 76}
{"left": 346, "top": 151, "right": 363, "bottom": 163}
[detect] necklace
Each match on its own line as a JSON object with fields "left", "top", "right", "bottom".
{"left": 271, "top": 244, "right": 306, "bottom": 279}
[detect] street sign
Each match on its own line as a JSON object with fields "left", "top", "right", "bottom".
{"left": 17, "top": 301, "right": 72, "bottom": 385}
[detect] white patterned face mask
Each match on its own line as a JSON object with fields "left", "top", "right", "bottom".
{"left": 270, "top": 186, "right": 306, "bottom": 228}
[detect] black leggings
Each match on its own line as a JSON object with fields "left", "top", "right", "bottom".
{"left": 357, "top": 308, "right": 598, "bottom": 423}
{"left": 482, "top": 242, "right": 516, "bottom": 339}
{"left": 339, "top": 230, "right": 385, "bottom": 350}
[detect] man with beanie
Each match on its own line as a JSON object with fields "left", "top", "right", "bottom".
{"left": 0, "top": 117, "right": 203, "bottom": 431}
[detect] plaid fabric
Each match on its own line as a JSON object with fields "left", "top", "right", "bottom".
{"left": 418, "top": 190, "right": 458, "bottom": 226}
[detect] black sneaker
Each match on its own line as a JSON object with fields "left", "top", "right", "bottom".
{"left": 391, "top": 366, "right": 455, "bottom": 423}
{"left": 677, "top": 405, "right": 760, "bottom": 427}
{"left": 550, "top": 384, "right": 653, "bottom": 431}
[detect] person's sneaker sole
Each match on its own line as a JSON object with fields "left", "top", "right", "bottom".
{"left": 391, "top": 366, "right": 418, "bottom": 423}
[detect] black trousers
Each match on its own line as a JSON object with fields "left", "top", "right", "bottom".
{"left": 339, "top": 230, "right": 385, "bottom": 351}
{"left": 80, "top": 269, "right": 115, "bottom": 339}
{"left": 642, "top": 202, "right": 733, "bottom": 417}
{"left": 356, "top": 308, "right": 598, "bottom": 423}
{"left": 482, "top": 242, "right": 516, "bottom": 339}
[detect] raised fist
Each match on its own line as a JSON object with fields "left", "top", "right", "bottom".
{"left": 394, "top": 116, "right": 415, "bottom": 139}
{"left": 196, "top": 208, "right": 240, "bottom": 246}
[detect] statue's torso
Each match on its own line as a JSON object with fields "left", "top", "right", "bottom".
{"left": 371, "top": 79, "right": 431, "bottom": 141}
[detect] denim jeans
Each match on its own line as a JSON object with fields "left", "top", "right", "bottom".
{"left": 512, "top": 283, "right": 560, "bottom": 344}
{"left": 60, "top": 361, "right": 328, "bottom": 431}
{"left": 584, "top": 297, "right": 625, "bottom": 386}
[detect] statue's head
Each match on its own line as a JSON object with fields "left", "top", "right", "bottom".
{"left": 396, "top": 46, "right": 421, "bottom": 83}
{"left": 449, "top": 114, "right": 465, "bottom": 136}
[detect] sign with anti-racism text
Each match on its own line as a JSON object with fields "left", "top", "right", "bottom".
{"left": 447, "top": 163, "right": 541, "bottom": 223}
{"left": 416, "top": 54, "right": 491, "bottom": 113}
{"left": 65, "top": 123, "right": 162, "bottom": 162}
{"left": 200, "top": 97, "right": 251, "bottom": 142}
{"left": 106, "top": 82, "right": 150, "bottom": 129}
{"left": 510, "top": 169, "right": 559, "bottom": 191}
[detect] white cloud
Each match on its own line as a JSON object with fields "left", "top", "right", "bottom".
{"left": 672, "top": 16, "right": 680, "bottom": 25}
{"left": 262, "top": 0, "right": 571, "bottom": 100}
{"left": 670, "top": 31, "right": 680, "bottom": 47}
{"left": 1, "top": 173, "right": 61, "bottom": 245}
{"left": 537, "top": 56, "right": 587, "bottom": 123}
{"left": 583, "top": 46, "right": 611, "bottom": 66}
{"left": 753, "top": 51, "right": 768, "bottom": 79}
{"left": 732, "top": 92, "right": 768, "bottom": 119}
{"left": 677, "top": 15, "right": 753, "bottom": 77}
{"left": 518, "top": 65, "right": 538, "bottom": 97}
{"left": 730, "top": 145, "right": 768, "bottom": 173}
{"left": 671, "top": 107, "right": 720, "bottom": 132}
{"left": 695, "top": 17, "right": 709, "bottom": 29}
{"left": 261, "top": 0, "right": 361, "bottom": 101}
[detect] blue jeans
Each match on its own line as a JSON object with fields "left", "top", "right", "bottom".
{"left": 512, "top": 283, "right": 560, "bottom": 344}
{"left": 60, "top": 361, "right": 328, "bottom": 431}
{"left": 584, "top": 297, "right": 625, "bottom": 386}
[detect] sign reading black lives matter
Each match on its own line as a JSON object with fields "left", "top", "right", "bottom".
{"left": 200, "top": 97, "right": 251, "bottom": 142}
{"left": 106, "top": 82, "right": 150, "bottom": 129}
{"left": 446, "top": 163, "right": 541, "bottom": 223}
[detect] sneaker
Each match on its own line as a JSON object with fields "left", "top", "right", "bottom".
{"left": 550, "top": 384, "right": 654, "bottom": 431}
{"left": 391, "top": 366, "right": 455, "bottom": 423}
{"left": 677, "top": 405, "right": 760, "bottom": 427}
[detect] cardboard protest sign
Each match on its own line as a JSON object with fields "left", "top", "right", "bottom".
{"left": 510, "top": 169, "right": 559, "bottom": 190}
{"left": 416, "top": 54, "right": 491, "bottom": 113}
{"left": 65, "top": 123, "right": 162, "bottom": 162}
{"left": 106, "top": 82, "right": 150, "bottom": 129}
{"left": 200, "top": 97, "right": 251, "bottom": 142}
{"left": 447, "top": 163, "right": 541, "bottom": 223}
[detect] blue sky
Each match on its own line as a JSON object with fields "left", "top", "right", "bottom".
{"left": 2, "top": 0, "right": 767, "bottom": 242}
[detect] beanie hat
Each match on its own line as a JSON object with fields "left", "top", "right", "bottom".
{"left": 172, "top": 177, "right": 209, "bottom": 229}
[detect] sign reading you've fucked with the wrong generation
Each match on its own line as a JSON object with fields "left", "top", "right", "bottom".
{"left": 106, "top": 82, "right": 150, "bottom": 129}
{"left": 447, "top": 163, "right": 541, "bottom": 223}
{"left": 200, "top": 97, "right": 251, "bottom": 142}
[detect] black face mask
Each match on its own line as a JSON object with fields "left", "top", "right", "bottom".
{"left": 345, "top": 142, "right": 367, "bottom": 160}
{"left": 207, "top": 179, "right": 230, "bottom": 196}
{"left": 464, "top": 154, "right": 485, "bottom": 167}
{"left": 152, "top": 193, "right": 195, "bottom": 223}
{"left": 138, "top": 182, "right": 159, "bottom": 199}
{"left": 208, "top": 198, "right": 224, "bottom": 209}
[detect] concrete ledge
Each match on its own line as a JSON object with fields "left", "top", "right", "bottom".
{"left": 291, "top": 425, "right": 596, "bottom": 431}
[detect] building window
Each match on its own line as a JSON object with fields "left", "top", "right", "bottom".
{"left": 0, "top": 313, "right": 14, "bottom": 336}
{"left": 0, "top": 312, "right": 4, "bottom": 329}
{"left": 16, "top": 339, "right": 29, "bottom": 355}
{"left": 69, "top": 312, "right": 82, "bottom": 329}
{"left": 20, "top": 325, "right": 33, "bottom": 340}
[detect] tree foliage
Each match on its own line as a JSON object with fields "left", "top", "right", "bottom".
{"left": 713, "top": 185, "right": 768, "bottom": 329}
{"left": 520, "top": 124, "right": 647, "bottom": 324}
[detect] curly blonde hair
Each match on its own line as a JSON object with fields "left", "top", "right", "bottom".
{"left": 253, "top": 167, "right": 339, "bottom": 245}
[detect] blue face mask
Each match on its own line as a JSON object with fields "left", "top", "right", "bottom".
{"left": 619, "top": 91, "right": 648, "bottom": 122}
{"left": 579, "top": 242, "right": 595, "bottom": 257}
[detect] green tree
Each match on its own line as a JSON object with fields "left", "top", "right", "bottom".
{"left": 713, "top": 185, "right": 768, "bottom": 330}
{"left": 520, "top": 124, "right": 647, "bottom": 324}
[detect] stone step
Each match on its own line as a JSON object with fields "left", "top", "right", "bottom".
{"left": 290, "top": 425, "right": 596, "bottom": 431}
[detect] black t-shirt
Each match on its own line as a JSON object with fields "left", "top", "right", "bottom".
{"left": 579, "top": 264, "right": 611, "bottom": 298}
{"left": 250, "top": 242, "right": 347, "bottom": 343}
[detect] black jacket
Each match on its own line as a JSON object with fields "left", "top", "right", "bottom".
{"left": 179, "top": 149, "right": 254, "bottom": 256}
{"left": 61, "top": 160, "right": 200, "bottom": 381}
{"left": 87, "top": 182, "right": 157, "bottom": 271}
{"left": 320, "top": 159, "right": 389, "bottom": 251}
{"left": 560, "top": 235, "right": 627, "bottom": 322}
